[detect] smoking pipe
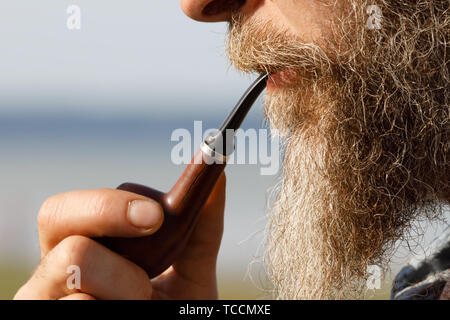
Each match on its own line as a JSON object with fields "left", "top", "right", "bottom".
{"left": 96, "top": 73, "right": 268, "bottom": 278}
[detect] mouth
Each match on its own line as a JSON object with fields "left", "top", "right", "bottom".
{"left": 267, "top": 68, "right": 299, "bottom": 93}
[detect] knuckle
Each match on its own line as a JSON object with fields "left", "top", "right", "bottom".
{"left": 53, "top": 235, "right": 94, "bottom": 270}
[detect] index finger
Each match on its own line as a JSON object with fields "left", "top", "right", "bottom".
{"left": 37, "top": 188, "right": 164, "bottom": 256}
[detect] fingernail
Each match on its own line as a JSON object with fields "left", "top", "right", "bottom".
{"left": 127, "top": 200, "right": 162, "bottom": 230}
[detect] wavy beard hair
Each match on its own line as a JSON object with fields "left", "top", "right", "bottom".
{"left": 227, "top": 0, "right": 449, "bottom": 299}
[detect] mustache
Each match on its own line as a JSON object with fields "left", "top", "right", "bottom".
{"left": 226, "top": 13, "right": 333, "bottom": 76}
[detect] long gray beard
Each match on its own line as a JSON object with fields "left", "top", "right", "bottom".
{"left": 263, "top": 95, "right": 368, "bottom": 299}
{"left": 227, "top": 0, "right": 450, "bottom": 300}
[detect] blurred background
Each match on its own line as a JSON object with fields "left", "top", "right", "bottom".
{"left": 0, "top": 1, "right": 448, "bottom": 299}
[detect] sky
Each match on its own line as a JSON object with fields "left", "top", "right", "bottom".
{"left": 0, "top": 1, "right": 255, "bottom": 117}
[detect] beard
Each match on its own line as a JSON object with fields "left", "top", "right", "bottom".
{"left": 227, "top": 1, "right": 450, "bottom": 299}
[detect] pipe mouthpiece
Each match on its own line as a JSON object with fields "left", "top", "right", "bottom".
{"left": 205, "top": 73, "right": 268, "bottom": 157}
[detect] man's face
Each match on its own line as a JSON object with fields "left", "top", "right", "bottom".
{"left": 181, "top": 0, "right": 333, "bottom": 42}
{"left": 181, "top": 0, "right": 450, "bottom": 299}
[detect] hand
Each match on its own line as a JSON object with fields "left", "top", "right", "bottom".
{"left": 14, "top": 173, "right": 226, "bottom": 300}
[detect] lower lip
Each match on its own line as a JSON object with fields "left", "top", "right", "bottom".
{"left": 267, "top": 69, "right": 298, "bottom": 93}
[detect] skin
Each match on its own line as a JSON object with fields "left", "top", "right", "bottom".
{"left": 15, "top": 174, "right": 225, "bottom": 300}
{"left": 14, "top": 0, "right": 341, "bottom": 300}
{"left": 181, "top": 0, "right": 333, "bottom": 42}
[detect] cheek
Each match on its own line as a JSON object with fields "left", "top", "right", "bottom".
{"left": 256, "top": 0, "right": 333, "bottom": 42}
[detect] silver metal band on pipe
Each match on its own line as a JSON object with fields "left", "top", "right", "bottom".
{"left": 200, "top": 141, "right": 229, "bottom": 164}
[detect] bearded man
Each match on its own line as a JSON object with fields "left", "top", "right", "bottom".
{"left": 15, "top": 0, "right": 449, "bottom": 300}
